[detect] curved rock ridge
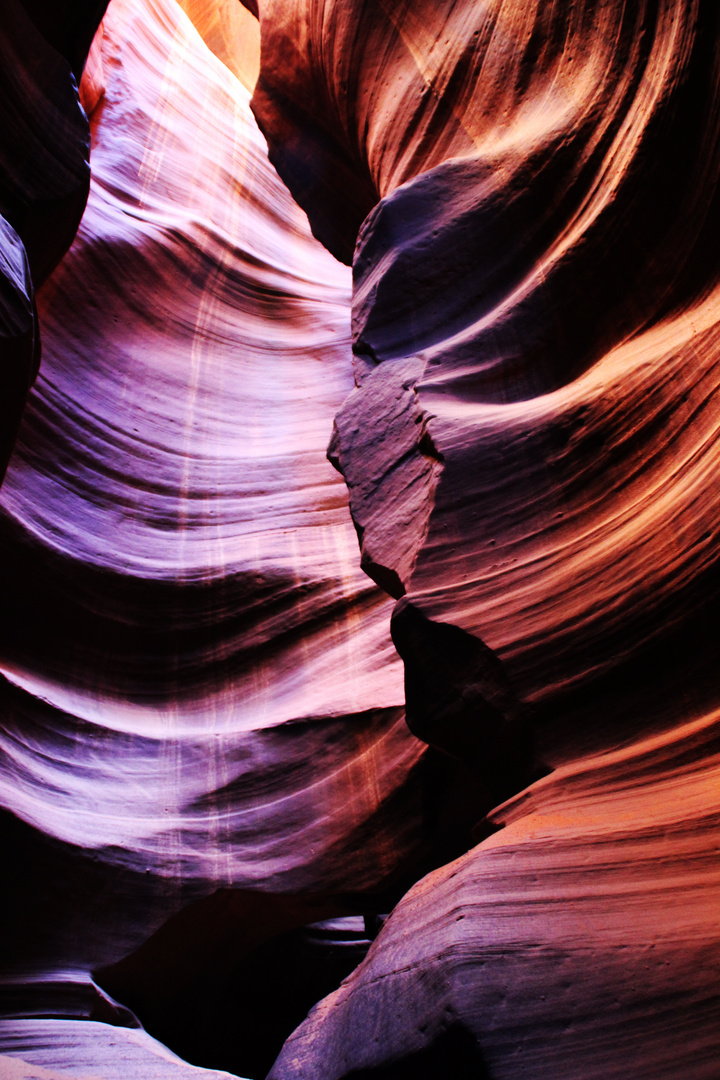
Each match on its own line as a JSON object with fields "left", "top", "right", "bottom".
{"left": 269, "top": 708, "right": 720, "bottom": 1080}
{"left": 330, "top": 276, "right": 720, "bottom": 753}
{"left": 255, "top": 0, "right": 720, "bottom": 734}
{"left": 409, "top": 291, "right": 720, "bottom": 718}
{"left": 252, "top": 0, "right": 720, "bottom": 1076}
{"left": 0, "top": 0, "right": 425, "bottom": 932}
{"left": 1, "top": 0, "right": 718, "bottom": 1076}
{"left": 252, "top": 1, "right": 720, "bottom": 289}
{"left": 0, "top": 1019, "right": 247, "bottom": 1080}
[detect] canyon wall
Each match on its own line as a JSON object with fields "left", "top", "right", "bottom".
{"left": 0, "top": 1, "right": 426, "bottom": 1076}
{"left": 254, "top": 2, "right": 720, "bottom": 1076}
{"left": 1, "top": 1, "right": 719, "bottom": 1078}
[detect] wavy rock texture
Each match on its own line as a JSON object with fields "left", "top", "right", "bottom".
{"left": 0, "top": 1020, "right": 242, "bottom": 1080}
{"left": 0, "top": 0, "right": 420, "bottom": 894}
{"left": 253, "top": 0, "right": 720, "bottom": 716}
{"left": 252, "top": 1, "right": 720, "bottom": 1076}
{"left": 270, "top": 710, "right": 720, "bottom": 1080}
{"left": 0, "top": 0, "right": 479, "bottom": 1075}
{"left": 2, "top": 0, "right": 719, "bottom": 1076}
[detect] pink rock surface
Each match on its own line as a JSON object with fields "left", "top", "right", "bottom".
{"left": 270, "top": 710, "right": 720, "bottom": 1079}
{"left": 253, "top": 0, "right": 720, "bottom": 720}
{"left": 252, "top": 0, "right": 720, "bottom": 1075}
{"left": 4, "top": 2, "right": 488, "bottom": 1074}
{"left": 0, "top": 0, "right": 419, "bottom": 895}
{"left": 0, "top": 1019, "right": 246, "bottom": 1079}
{"left": 0, "top": 4, "right": 454, "bottom": 1074}
{"left": 1, "top": 0, "right": 719, "bottom": 1077}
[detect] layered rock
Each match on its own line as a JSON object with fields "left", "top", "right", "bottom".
{"left": 252, "top": 1, "right": 720, "bottom": 1076}
{"left": 270, "top": 709, "right": 720, "bottom": 1079}
{"left": 2, "top": 0, "right": 719, "bottom": 1076}
{"left": 252, "top": 0, "right": 720, "bottom": 723}
{"left": 0, "top": 0, "right": 470, "bottom": 1075}
{"left": 0, "top": 1019, "right": 243, "bottom": 1080}
{"left": 0, "top": 0, "right": 415, "bottom": 894}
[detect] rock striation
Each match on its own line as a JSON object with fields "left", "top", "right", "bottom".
{"left": 252, "top": 0, "right": 720, "bottom": 722}
{"left": 1, "top": 0, "right": 719, "bottom": 1078}
{"left": 0, "top": 0, "right": 472, "bottom": 1076}
{"left": 0, "top": 0, "right": 416, "bottom": 897}
{"left": 270, "top": 709, "right": 720, "bottom": 1079}
{"left": 251, "top": 1, "right": 720, "bottom": 1076}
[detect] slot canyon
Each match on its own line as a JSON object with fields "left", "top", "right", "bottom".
{"left": 0, "top": 1, "right": 718, "bottom": 1077}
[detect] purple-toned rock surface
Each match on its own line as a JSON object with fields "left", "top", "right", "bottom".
{"left": 251, "top": 1, "right": 720, "bottom": 1076}
{"left": 0, "top": 1019, "right": 244, "bottom": 1080}
{"left": 0, "top": 0, "right": 467, "bottom": 1075}
{"left": 1, "top": 0, "right": 719, "bottom": 1077}
{"left": 0, "top": 0, "right": 417, "bottom": 895}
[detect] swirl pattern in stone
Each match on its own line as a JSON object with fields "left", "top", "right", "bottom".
{"left": 0, "top": 0, "right": 430, "bottom": 1054}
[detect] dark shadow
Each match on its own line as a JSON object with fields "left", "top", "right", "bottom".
{"left": 96, "top": 902, "right": 374, "bottom": 1080}
{"left": 343, "top": 1022, "right": 493, "bottom": 1080}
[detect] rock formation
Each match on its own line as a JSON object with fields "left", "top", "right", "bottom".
{"left": 251, "top": 1, "right": 720, "bottom": 1076}
{"left": 0, "top": 0, "right": 432, "bottom": 1075}
{"left": 1, "top": 0, "right": 719, "bottom": 1078}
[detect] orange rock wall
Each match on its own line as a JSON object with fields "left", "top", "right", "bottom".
{"left": 0, "top": 0, "right": 719, "bottom": 1077}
